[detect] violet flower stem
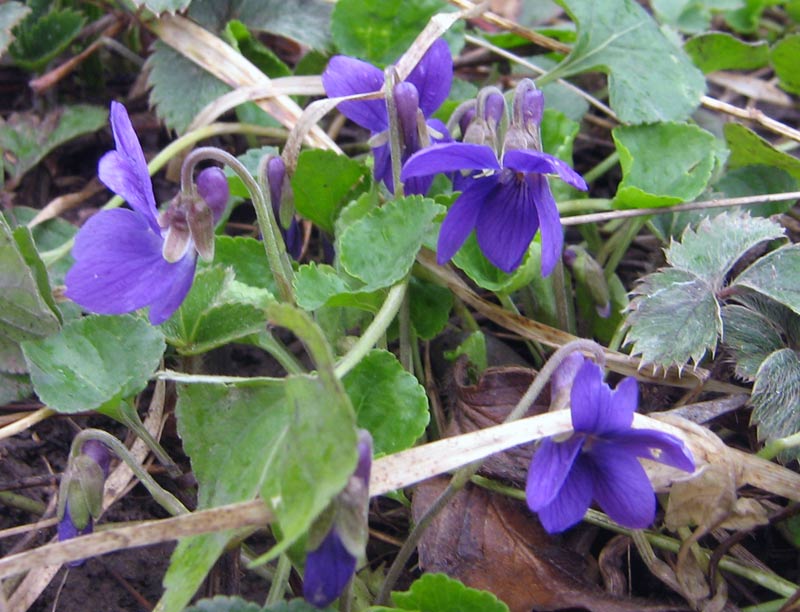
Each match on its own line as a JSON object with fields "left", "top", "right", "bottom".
{"left": 264, "top": 553, "right": 292, "bottom": 606}
{"left": 376, "top": 339, "right": 605, "bottom": 604}
{"left": 180, "top": 147, "right": 295, "bottom": 304}
{"left": 70, "top": 429, "right": 189, "bottom": 517}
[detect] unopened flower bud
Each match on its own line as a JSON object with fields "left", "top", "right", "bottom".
{"left": 512, "top": 79, "right": 544, "bottom": 130}
{"left": 196, "top": 167, "right": 229, "bottom": 223}
{"left": 266, "top": 155, "right": 303, "bottom": 259}
{"left": 550, "top": 351, "right": 585, "bottom": 412}
{"left": 565, "top": 246, "right": 611, "bottom": 318}
{"left": 393, "top": 81, "right": 421, "bottom": 154}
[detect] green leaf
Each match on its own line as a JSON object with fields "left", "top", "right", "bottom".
{"left": 725, "top": 123, "right": 800, "bottom": 183}
{"left": 771, "top": 34, "right": 800, "bottom": 95}
{"left": 665, "top": 212, "right": 784, "bottom": 288}
{"left": 452, "top": 234, "right": 544, "bottom": 294}
{"left": 213, "top": 235, "right": 278, "bottom": 296}
{"left": 390, "top": 573, "right": 509, "bottom": 612}
{"left": 733, "top": 245, "right": 800, "bottom": 316}
{"left": 444, "top": 331, "right": 488, "bottom": 373}
{"left": 225, "top": 145, "right": 279, "bottom": 199}
{"left": 652, "top": 0, "right": 743, "bottom": 33}
{"left": 408, "top": 276, "right": 452, "bottom": 340}
{"left": 186, "top": 596, "right": 263, "bottom": 612}
{"left": 294, "top": 262, "right": 384, "bottom": 312}
{"left": 624, "top": 268, "right": 721, "bottom": 368}
{"left": 161, "top": 266, "right": 273, "bottom": 355}
{"left": 343, "top": 349, "right": 429, "bottom": 455}
{"left": 0, "top": 370, "right": 32, "bottom": 404}
{"left": 21, "top": 315, "right": 165, "bottom": 414}
{"left": 684, "top": 32, "right": 768, "bottom": 73}
{"left": 5, "top": 206, "right": 77, "bottom": 285}
{"left": 751, "top": 348, "right": 800, "bottom": 463}
{"left": 0, "top": 104, "right": 108, "bottom": 187}
{"left": 131, "top": 0, "right": 191, "bottom": 14}
{"left": 339, "top": 196, "right": 443, "bottom": 290}
{"left": 331, "top": 0, "right": 462, "bottom": 65}
{"left": 224, "top": 20, "right": 291, "bottom": 78}
{"left": 9, "top": 8, "right": 85, "bottom": 72}
{"left": 292, "top": 150, "right": 371, "bottom": 234}
{"left": 146, "top": 41, "right": 231, "bottom": 134}
{"left": 714, "top": 166, "right": 798, "bottom": 216}
{"left": 540, "top": 108, "right": 581, "bottom": 202}
{"left": 0, "top": 2, "right": 30, "bottom": 56}
{"left": 552, "top": 0, "right": 705, "bottom": 123}
{"left": 0, "top": 215, "right": 60, "bottom": 374}
{"left": 189, "top": 0, "right": 333, "bottom": 51}
{"left": 612, "top": 122, "right": 722, "bottom": 209}
{"left": 722, "top": 304, "right": 785, "bottom": 381}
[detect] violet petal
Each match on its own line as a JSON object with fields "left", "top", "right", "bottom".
{"left": 589, "top": 448, "right": 657, "bottom": 529}
{"left": 474, "top": 173, "right": 539, "bottom": 273}
{"left": 98, "top": 102, "right": 160, "bottom": 232}
{"left": 401, "top": 142, "right": 501, "bottom": 180}
{"left": 436, "top": 175, "right": 495, "bottom": 264}
{"left": 535, "top": 455, "right": 594, "bottom": 533}
{"left": 526, "top": 434, "right": 585, "bottom": 511}
{"left": 604, "top": 429, "right": 695, "bottom": 473}
{"left": 503, "top": 149, "right": 588, "bottom": 191}
{"left": 303, "top": 529, "right": 357, "bottom": 608}
{"left": 322, "top": 55, "right": 387, "bottom": 132}
{"left": 527, "top": 173, "right": 563, "bottom": 277}
{"left": 570, "top": 361, "right": 635, "bottom": 434}
{"left": 406, "top": 39, "right": 453, "bottom": 117}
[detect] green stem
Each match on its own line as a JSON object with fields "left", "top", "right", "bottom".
{"left": 181, "top": 147, "right": 294, "bottom": 304}
{"left": 253, "top": 330, "right": 306, "bottom": 375}
{"left": 558, "top": 198, "right": 612, "bottom": 216}
{"left": 39, "top": 122, "right": 286, "bottom": 266}
{"left": 581, "top": 151, "right": 619, "bottom": 185}
{"left": 264, "top": 554, "right": 292, "bottom": 606}
{"left": 334, "top": 281, "right": 408, "bottom": 379}
{"left": 757, "top": 432, "right": 800, "bottom": 460}
{"left": 551, "top": 258, "right": 576, "bottom": 334}
{"left": 398, "top": 292, "right": 413, "bottom": 372}
{"left": 600, "top": 217, "right": 647, "bottom": 280}
{"left": 71, "top": 430, "right": 189, "bottom": 517}
{"left": 0, "top": 491, "right": 47, "bottom": 515}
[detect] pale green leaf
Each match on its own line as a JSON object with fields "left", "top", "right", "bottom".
{"left": 751, "top": 348, "right": 800, "bottom": 463}
{"left": 714, "top": 166, "right": 798, "bottom": 217}
{"left": 733, "top": 245, "right": 800, "bottom": 316}
{"left": 343, "top": 349, "right": 429, "bottom": 455}
{"left": 21, "top": 315, "right": 165, "bottom": 414}
{"left": 612, "top": 122, "right": 722, "bottom": 209}
{"left": 453, "top": 235, "right": 544, "bottom": 294}
{"left": 771, "top": 34, "right": 800, "bottom": 95}
{"left": 294, "top": 262, "right": 383, "bottom": 312}
{"left": 390, "top": 573, "right": 509, "bottom": 612}
{"left": 186, "top": 596, "right": 262, "bottom": 612}
{"left": 624, "top": 268, "right": 721, "bottom": 367}
{"left": 0, "top": 2, "right": 30, "bottom": 56}
{"left": 722, "top": 304, "right": 784, "bottom": 381}
{"left": 665, "top": 212, "right": 784, "bottom": 288}
{"left": 552, "top": 0, "right": 706, "bottom": 123}
{"left": 8, "top": 8, "right": 84, "bottom": 72}
{"left": 684, "top": 32, "right": 768, "bottom": 73}
{"left": 725, "top": 123, "right": 800, "bottom": 183}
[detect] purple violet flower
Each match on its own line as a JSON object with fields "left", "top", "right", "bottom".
{"left": 64, "top": 102, "right": 229, "bottom": 325}
{"left": 401, "top": 142, "right": 587, "bottom": 275}
{"left": 526, "top": 357, "right": 695, "bottom": 533}
{"left": 322, "top": 39, "right": 452, "bottom": 195}
{"left": 304, "top": 431, "right": 372, "bottom": 608}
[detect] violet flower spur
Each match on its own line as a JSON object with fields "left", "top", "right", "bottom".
{"left": 401, "top": 141, "right": 587, "bottom": 274}
{"left": 64, "top": 102, "right": 229, "bottom": 325}
{"left": 322, "top": 39, "right": 452, "bottom": 195}
{"left": 525, "top": 357, "right": 695, "bottom": 534}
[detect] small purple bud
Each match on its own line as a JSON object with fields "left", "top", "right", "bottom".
{"left": 458, "top": 106, "right": 476, "bottom": 138}
{"left": 513, "top": 79, "right": 544, "bottom": 129}
{"left": 196, "top": 167, "right": 229, "bottom": 223}
{"left": 483, "top": 91, "right": 506, "bottom": 127}
{"left": 353, "top": 429, "right": 373, "bottom": 486}
{"left": 58, "top": 501, "right": 93, "bottom": 567}
{"left": 565, "top": 246, "right": 610, "bottom": 320}
{"left": 81, "top": 440, "right": 112, "bottom": 477}
{"left": 303, "top": 529, "right": 357, "bottom": 608}
{"left": 266, "top": 156, "right": 287, "bottom": 220}
{"left": 393, "top": 81, "right": 421, "bottom": 153}
{"left": 550, "top": 352, "right": 585, "bottom": 412}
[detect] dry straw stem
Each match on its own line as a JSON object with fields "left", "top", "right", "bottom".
{"left": 151, "top": 14, "right": 337, "bottom": 150}
{"left": 415, "top": 250, "right": 745, "bottom": 393}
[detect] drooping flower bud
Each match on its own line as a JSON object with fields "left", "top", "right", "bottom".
{"left": 564, "top": 246, "right": 611, "bottom": 318}
{"left": 266, "top": 156, "right": 303, "bottom": 259}
{"left": 190, "top": 167, "right": 229, "bottom": 261}
{"left": 303, "top": 430, "right": 372, "bottom": 608}
{"left": 549, "top": 351, "right": 585, "bottom": 413}
{"left": 196, "top": 167, "right": 230, "bottom": 223}
{"left": 504, "top": 79, "right": 544, "bottom": 153}
{"left": 57, "top": 439, "right": 112, "bottom": 565}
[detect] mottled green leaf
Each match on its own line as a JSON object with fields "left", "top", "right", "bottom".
{"left": 146, "top": 42, "right": 230, "bottom": 134}
{"left": 684, "top": 32, "right": 768, "bottom": 73}
{"left": 751, "top": 348, "right": 800, "bottom": 463}
{"left": 714, "top": 165, "right": 798, "bottom": 217}
{"left": 186, "top": 596, "right": 263, "bottom": 612}
{"left": 408, "top": 276, "right": 452, "bottom": 340}
{"left": 0, "top": 105, "right": 107, "bottom": 186}
{"left": 725, "top": 123, "right": 800, "bottom": 183}
{"left": 161, "top": 266, "right": 273, "bottom": 355}
{"left": 294, "top": 262, "right": 383, "bottom": 312}
{"left": 612, "top": 122, "right": 722, "bottom": 209}
{"left": 331, "top": 0, "right": 462, "bottom": 65}
{"left": 5, "top": 206, "right": 77, "bottom": 285}
{"left": 771, "top": 34, "right": 800, "bottom": 95}
{"left": 339, "top": 196, "right": 443, "bottom": 289}
{"left": 343, "top": 349, "right": 429, "bottom": 455}
{"left": 390, "top": 573, "right": 509, "bottom": 612}
{"left": 652, "top": 0, "right": 743, "bottom": 33}
{"left": 292, "top": 150, "right": 371, "bottom": 234}
{"left": 0, "top": 2, "right": 30, "bottom": 56}
{"left": 453, "top": 235, "right": 544, "bottom": 294}
{"left": 624, "top": 268, "right": 721, "bottom": 367}
{"left": 21, "top": 315, "right": 164, "bottom": 414}
{"left": 213, "top": 235, "right": 278, "bottom": 296}
{"left": 552, "top": 0, "right": 706, "bottom": 123}
{"left": 665, "top": 212, "right": 784, "bottom": 287}
{"left": 733, "top": 245, "right": 800, "bottom": 316}
{"left": 722, "top": 303, "right": 784, "bottom": 380}
{"left": 131, "top": 0, "right": 191, "bottom": 13}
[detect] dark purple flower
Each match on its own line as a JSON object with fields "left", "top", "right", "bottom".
{"left": 401, "top": 142, "right": 587, "bottom": 274}
{"left": 65, "top": 102, "right": 229, "bottom": 325}
{"left": 322, "top": 39, "right": 452, "bottom": 195}
{"left": 526, "top": 358, "right": 695, "bottom": 533}
{"left": 266, "top": 155, "right": 303, "bottom": 259}
{"left": 304, "top": 431, "right": 372, "bottom": 608}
